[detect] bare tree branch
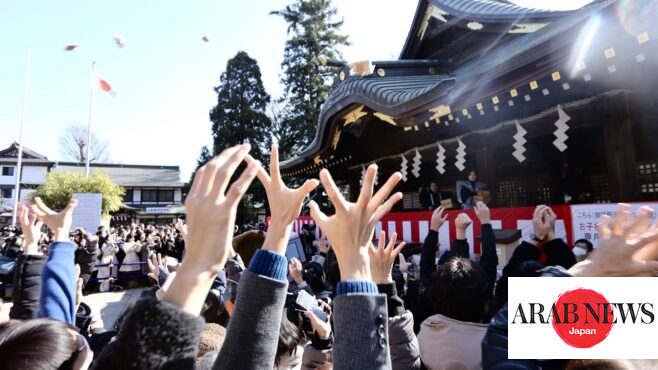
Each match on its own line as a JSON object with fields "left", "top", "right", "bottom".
{"left": 58, "top": 124, "right": 111, "bottom": 163}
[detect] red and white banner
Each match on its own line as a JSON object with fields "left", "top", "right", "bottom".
{"left": 278, "top": 203, "right": 658, "bottom": 255}
{"left": 288, "top": 206, "right": 572, "bottom": 255}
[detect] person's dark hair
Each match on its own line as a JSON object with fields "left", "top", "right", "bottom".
{"left": 276, "top": 309, "right": 302, "bottom": 366}
{"left": 323, "top": 249, "right": 341, "bottom": 293}
{"left": 431, "top": 257, "right": 492, "bottom": 323}
{"left": 303, "top": 261, "right": 325, "bottom": 293}
{"left": 301, "top": 224, "right": 311, "bottom": 231}
{"left": 126, "top": 234, "right": 135, "bottom": 242}
{"left": 0, "top": 319, "right": 79, "bottom": 370}
{"left": 574, "top": 239, "right": 594, "bottom": 252}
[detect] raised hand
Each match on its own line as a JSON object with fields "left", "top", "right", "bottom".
{"left": 307, "top": 299, "right": 332, "bottom": 339}
{"left": 474, "top": 201, "right": 490, "bottom": 225}
{"left": 398, "top": 252, "right": 411, "bottom": 274}
{"left": 545, "top": 207, "right": 557, "bottom": 241}
{"left": 147, "top": 253, "right": 168, "bottom": 285}
{"left": 174, "top": 219, "right": 188, "bottom": 244}
{"left": 309, "top": 165, "right": 402, "bottom": 281}
{"left": 318, "top": 238, "right": 331, "bottom": 254}
{"left": 164, "top": 144, "right": 258, "bottom": 314}
{"left": 30, "top": 197, "right": 78, "bottom": 242}
{"left": 183, "top": 144, "right": 258, "bottom": 274}
{"left": 288, "top": 257, "right": 304, "bottom": 285}
{"left": 369, "top": 231, "right": 406, "bottom": 284}
{"left": 455, "top": 213, "right": 472, "bottom": 240}
{"left": 17, "top": 205, "right": 43, "bottom": 254}
{"left": 570, "top": 205, "right": 658, "bottom": 277}
{"left": 430, "top": 206, "right": 448, "bottom": 232}
{"left": 531, "top": 205, "right": 551, "bottom": 241}
{"left": 255, "top": 145, "right": 319, "bottom": 254}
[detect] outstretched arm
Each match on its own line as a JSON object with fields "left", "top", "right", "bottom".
{"left": 30, "top": 198, "right": 79, "bottom": 325}
{"left": 310, "top": 165, "right": 402, "bottom": 370}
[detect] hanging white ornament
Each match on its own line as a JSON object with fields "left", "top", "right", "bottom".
{"left": 400, "top": 155, "right": 408, "bottom": 182}
{"left": 436, "top": 143, "right": 446, "bottom": 174}
{"left": 359, "top": 165, "right": 366, "bottom": 185}
{"left": 553, "top": 105, "right": 571, "bottom": 152}
{"left": 412, "top": 148, "right": 422, "bottom": 178}
{"left": 455, "top": 139, "right": 466, "bottom": 172}
{"left": 512, "top": 121, "right": 528, "bottom": 163}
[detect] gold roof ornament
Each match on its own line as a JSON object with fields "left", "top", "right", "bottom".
{"left": 429, "top": 104, "right": 451, "bottom": 121}
{"left": 349, "top": 60, "right": 373, "bottom": 76}
{"left": 342, "top": 105, "right": 368, "bottom": 126}
{"left": 331, "top": 128, "right": 341, "bottom": 150}
{"left": 313, "top": 156, "right": 322, "bottom": 165}
{"left": 373, "top": 112, "right": 397, "bottom": 126}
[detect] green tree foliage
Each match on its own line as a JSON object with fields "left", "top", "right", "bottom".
{"left": 199, "top": 51, "right": 273, "bottom": 223}
{"left": 31, "top": 171, "right": 124, "bottom": 216}
{"left": 272, "top": 0, "right": 349, "bottom": 158}
{"left": 209, "top": 51, "right": 272, "bottom": 162}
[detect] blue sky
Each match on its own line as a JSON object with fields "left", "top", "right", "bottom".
{"left": 0, "top": 0, "right": 593, "bottom": 181}
{"left": 0, "top": 0, "right": 417, "bottom": 180}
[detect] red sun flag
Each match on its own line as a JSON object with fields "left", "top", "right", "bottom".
{"left": 93, "top": 71, "right": 116, "bottom": 97}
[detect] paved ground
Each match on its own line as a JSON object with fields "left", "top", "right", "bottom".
{"left": 83, "top": 288, "right": 150, "bottom": 330}
{"left": 0, "top": 287, "right": 150, "bottom": 331}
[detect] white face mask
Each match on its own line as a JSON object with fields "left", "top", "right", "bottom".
{"left": 573, "top": 246, "right": 588, "bottom": 257}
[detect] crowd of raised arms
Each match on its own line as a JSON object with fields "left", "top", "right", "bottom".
{"left": 1, "top": 143, "right": 658, "bottom": 370}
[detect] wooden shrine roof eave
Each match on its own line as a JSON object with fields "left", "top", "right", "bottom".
{"left": 279, "top": 71, "right": 457, "bottom": 171}
{"left": 399, "top": 0, "right": 608, "bottom": 60}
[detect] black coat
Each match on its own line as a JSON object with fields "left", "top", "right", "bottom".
{"left": 9, "top": 252, "right": 46, "bottom": 320}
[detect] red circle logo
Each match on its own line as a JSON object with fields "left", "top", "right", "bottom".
{"left": 552, "top": 288, "right": 614, "bottom": 348}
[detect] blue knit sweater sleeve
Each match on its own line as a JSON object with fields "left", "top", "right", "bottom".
{"left": 248, "top": 249, "right": 288, "bottom": 281}
{"left": 38, "top": 241, "right": 77, "bottom": 325}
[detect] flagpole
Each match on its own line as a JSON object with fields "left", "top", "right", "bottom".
{"left": 11, "top": 48, "right": 32, "bottom": 226}
{"left": 85, "top": 61, "right": 95, "bottom": 177}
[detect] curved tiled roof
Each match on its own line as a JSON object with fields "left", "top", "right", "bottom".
{"left": 428, "top": 0, "right": 574, "bottom": 21}
{"left": 321, "top": 74, "right": 453, "bottom": 117}
{"left": 280, "top": 69, "right": 455, "bottom": 169}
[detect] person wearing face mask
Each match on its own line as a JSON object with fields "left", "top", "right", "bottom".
{"left": 572, "top": 239, "right": 593, "bottom": 262}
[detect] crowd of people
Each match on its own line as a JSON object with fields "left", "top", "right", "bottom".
{"left": 0, "top": 143, "right": 657, "bottom": 369}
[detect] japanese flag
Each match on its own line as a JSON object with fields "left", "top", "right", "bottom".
{"left": 93, "top": 71, "right": 116, "bottom": 97}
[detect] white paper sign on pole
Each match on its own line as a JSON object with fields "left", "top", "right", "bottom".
{"left": 71, "top": 193, "right": 103, "bottom": 233}
{"left": 571, "top": 203, "right": 658, "bottom": 244}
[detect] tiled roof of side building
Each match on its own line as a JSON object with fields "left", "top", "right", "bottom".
{"left": 0, "top": 142, "right": 51, "bottom": 161}
{"left": 53, "top": 162, "right": 184, "bottom": 188}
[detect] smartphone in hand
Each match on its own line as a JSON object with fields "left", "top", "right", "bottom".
{"left": 295, "top": 290, "right": 328, "bottom": 321}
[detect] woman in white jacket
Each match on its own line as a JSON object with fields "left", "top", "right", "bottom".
{"left": 98, "top": 238, "right": 119, "bottom": 292}
{"left": 119, "top": 234, "right": 142, "bottom": 288}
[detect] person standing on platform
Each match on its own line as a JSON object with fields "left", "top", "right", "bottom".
{"left": 456, "top": 171, "right": 487, "bottom": 210}
{"left": 420, "top": 182, "right": 448, "bottom": 211}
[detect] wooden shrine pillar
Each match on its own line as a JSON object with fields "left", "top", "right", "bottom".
{"left": 472, "top": 135, "right": 499, "bottom": 208}
{"left": 602, "top": 94, "right": 638, "bottom": 202}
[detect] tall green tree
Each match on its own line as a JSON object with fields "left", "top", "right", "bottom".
{"left": 272, "top": 0, "right": 350, "bottom": 159}
{"left": 196, "top": 51, "right": 272, "bottom": 223}
{"left": 210, "top": 51, "right": 272, "bottom": 161}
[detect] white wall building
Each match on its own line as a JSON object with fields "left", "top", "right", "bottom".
{"left": 0, "top": 143, "right": 54, "bottom": 214}
{"left": 0, "top": 143, "right": 184, "bottom": 225}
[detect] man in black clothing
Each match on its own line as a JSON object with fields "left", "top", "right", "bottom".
{"left": 420, "top": 182, "right": 446, "bottom": 211}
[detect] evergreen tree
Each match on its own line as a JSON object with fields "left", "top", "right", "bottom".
{"left": 189, "top": 52, "right": 272, "bottom": 222}
{"left": 210, "top": 51, "right": 272, "bottom": 161}
{"left": 272, "top": 0, "right": 349, "bottom": 159}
